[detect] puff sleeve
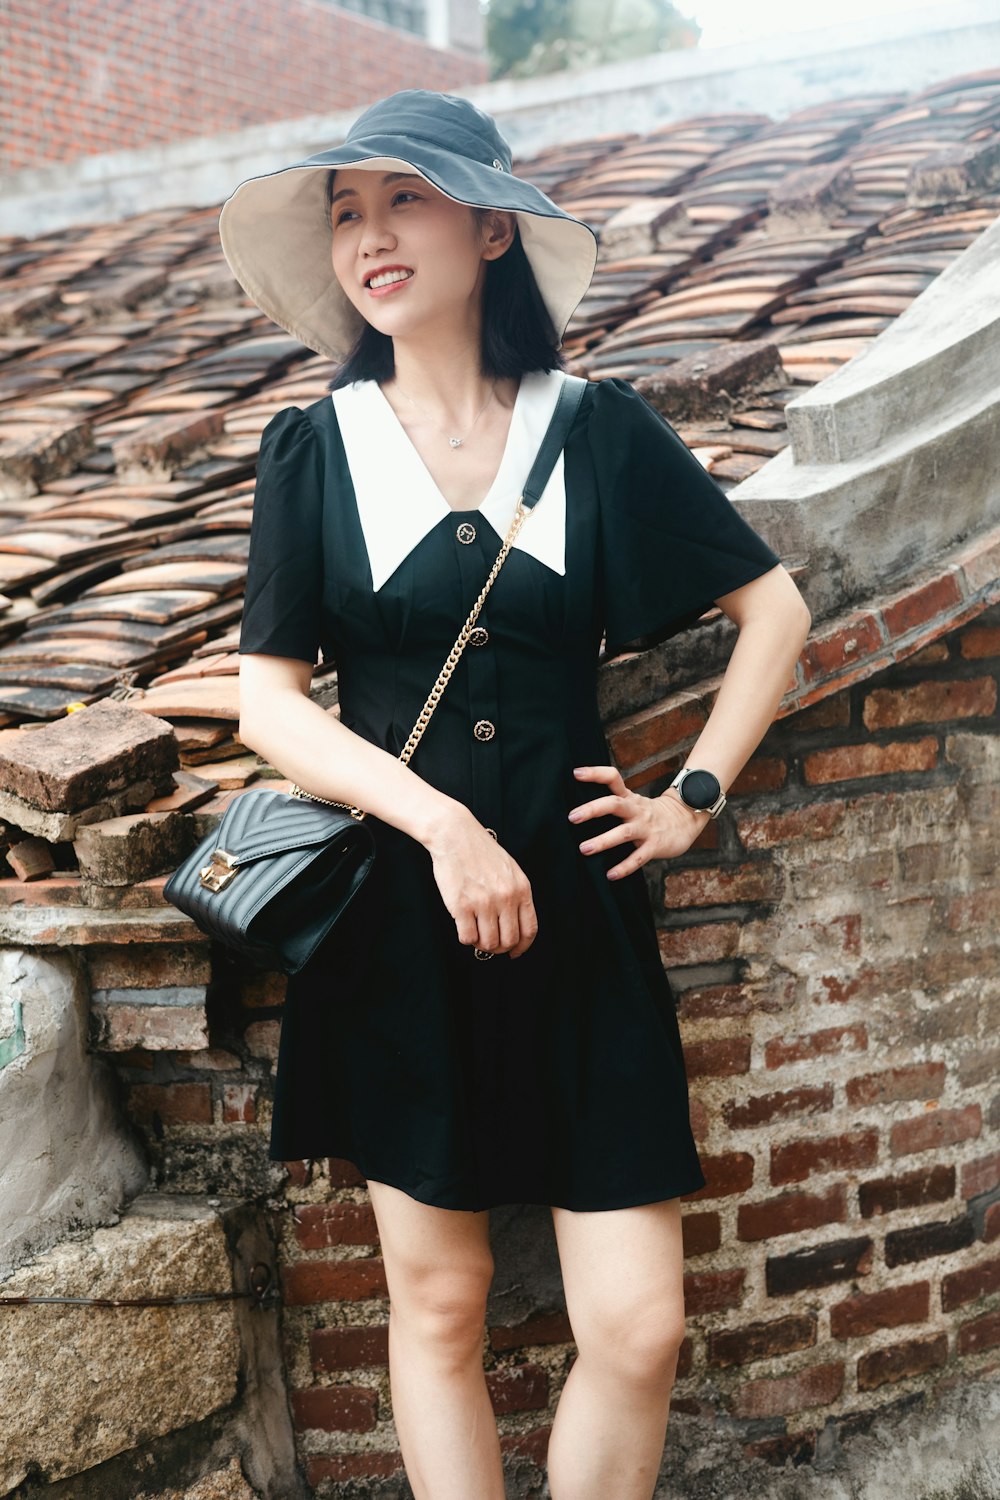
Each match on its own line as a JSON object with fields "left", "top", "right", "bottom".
{"left": 239, "top": 405, "right": 325, "bottom": 664}
{"left": 588, "top": 377, "right": 781, "bottom": 656}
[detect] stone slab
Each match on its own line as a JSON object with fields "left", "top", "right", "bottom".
{"left": 0, "top": 775, "right": 161, "bottom": 841}
{"left": 0, "top": 700, "right": 178, "bottom": 813}
{"left": 74, "top": 808, "right": 196, "bottom": 886}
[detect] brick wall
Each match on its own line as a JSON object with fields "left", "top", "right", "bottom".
{"left": 2, "top": 0, "right": 487, "bottom": 175}
{"left": 104, "top": 605, "right": 1000, "bottom": 1490}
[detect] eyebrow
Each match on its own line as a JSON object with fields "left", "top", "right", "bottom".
{"left": 330, "top": 172, "right": 420, "bottom": 205}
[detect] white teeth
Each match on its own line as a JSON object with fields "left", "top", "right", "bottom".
{"left": 368, "top": 269, "right": 413, "bottom": 289}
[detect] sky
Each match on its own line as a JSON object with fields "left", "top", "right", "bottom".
{"left": 689, "top": 0, "right": 932, "bottom": 48}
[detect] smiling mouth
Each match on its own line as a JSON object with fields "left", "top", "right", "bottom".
{"left": 366, "top": 268, "right": 414, "bottom": 291}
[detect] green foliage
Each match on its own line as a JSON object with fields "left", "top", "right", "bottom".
{"left": 485, "top": 0, "right": 700, "bottom": 80}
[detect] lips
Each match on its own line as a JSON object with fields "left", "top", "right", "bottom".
{"left": 363, "top": 264, "right": 414, "bottom": 288}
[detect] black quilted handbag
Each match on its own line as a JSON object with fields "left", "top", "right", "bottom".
{"left": 163, "top": 375, "right": 587, "bottom": 975}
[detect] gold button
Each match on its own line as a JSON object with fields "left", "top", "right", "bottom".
{"left": 485, "top": 827, "right": 497, "bottom": 839}
{"left": 474, "top": 719, "right": 495, "bottom": 741}
{"left": 474, "top": 948, "right": 495, "bottom": 961}
{"left": 456, "top": 522, "right": 476, "bottom": 545}
{"left": 469, "top": 626, "right": 489, "bottom": 647}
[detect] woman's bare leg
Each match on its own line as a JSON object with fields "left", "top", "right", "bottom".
{"left": 365, "top": 1177, "right": 505, "bottom": 1500}
{"left": 545, "top": 1197, "right": 685, "bottom": 1500}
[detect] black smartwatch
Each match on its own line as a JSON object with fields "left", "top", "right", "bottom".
{"left": 669, "top": 767, "right": 727, "bottom": 819}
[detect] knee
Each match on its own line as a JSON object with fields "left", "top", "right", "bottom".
{"left": 390, "top": 1254, "right": 494, "bottom": 1360}
{"left": 578, "top": 1301, "right": 685, "bottom": 1386}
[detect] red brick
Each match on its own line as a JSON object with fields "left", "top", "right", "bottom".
{"left": 787, "top": 697, "right": 851, "bottom": 732}
{"left": 221, "top": 1083, "right": 256, "bottom": 1124}
{"left": 801, "top": 613, "right": 885, "bottom": 681}
{"left": 857, "top": 1333, "right": 948, "bottom": 1391}
{"left": 677, "top": 984, "right": 752, "bottom": 1021}
{"left": 765, "top": 1025, "right": 867, "bottom": 1069}
{"left": 745, "top": 1432, "right": 817, "bottom": 1467}
{"left": 327, "top": 1157, "right": 366, "bottom": 1186}
{"left": 727, "top": 757, "right": 788, "bottom": 794}
{"left": 860, "top": 1164, "right": 956, "bottom": 1218}
{"left": 658, "top": 921, "right": 741, "bottom": 966}
{"left": 289, "top": 1385, "right": 377, "bottom": 1432}
{"left": 685, "top": 1152, "right": 755, "bottom": 1201}
{"left": 942, "top": 1254, "right": 1000, "bottom": 1312}
{"left": 294, "top": 1203, "right": 379, "bottom": 1250}
{"left": 689, "top": 1095, "right": 710, "bottom": 1141}
{"left": 662, "top": 863, "right": 781, "bottom": 908}
{"left": 830, "top": 1282, "right": 930, "bottom": 1340}
{"left": 608, "top": 693, "right": 710, "bottom": 771}
{"left": 682, "top": 1211, "right": 721, "bottom": 1258}
{"left": 732, "top": 1361, "right": 844, "bottom": 1418}
{"left": 890, "top": 1104, "right": 981, "bottom": 1158}
{"left": 803, "top": 737, "right": 938, "bottom": 786}
{"left": 960, "top": 625, "right": 1000, "bottom": 660}
{"left": 770, "top": 1130, "right": 878, "bottom": 1186}
{"left": 846, "top": 1063, "right": 946, "bottom": 1108}
{"left": 947, "top": 890, "right": 1000, "bottom": 932}
{"left": 985, "top": 1202, "right": 1000, "bottom": 1243}
{"left": 739, "top": 1185, "right": 846, "bottom": 1242}
{"left": 310, "top": 1325, "right": 389, "bottom": 1371}
{"left": 957, "top": 1310, "right": 1000, "bottom": 1357}
{"left": 862, "top": 678, "right": 997, "bottom": 731}
{"left": 962, "top": 1153, "right": 1000, "bottom": 1201}
{"left": 707, "top": 1313, "right": 816, "bottom": 1368}
{"left": 282, "top": 1257, "right": 388, "bottom": 1305}
{"left": 500, "top": 1425, "right": 554, "bottom": 1463}
{"left": 724, "top": 1085, "right": 834, "bottom": 1129}
{"left": 683, "top": 1269, "right": 745, "bottom": 1314}
{"left": 683, "top": 1037, "right": 752, "bottom": 1079}
{"left": 127, "top": 1081, "right": 211, "bottom": 1127}
{"left": 486, "top": 1363, "right": 548, "bottom": 1414}
{"left": 87, "top": 942, "right": 211, "bottom": 990}
{"left": 766, "top": 1237, "right": 873, "bottom": 1296}
{"left": 306, "top": 1454, "right": 404, "bottom": 1485}
{"left": 738, "top": 800, "right": 846, "bottom": 850}
{"left": 881, "top": 574, "right": 963, "bottom": 638}
{"left": 489, "top": 1311, "right": 574, "bottom": 1352}
{"left": 886, "top": 1215, "right": 974, "bottom": 1267}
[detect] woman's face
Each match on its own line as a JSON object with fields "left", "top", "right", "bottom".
{"left": 328, "top": 167, "right": 514, "bottom": 343}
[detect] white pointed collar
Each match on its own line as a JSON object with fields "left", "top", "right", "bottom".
{"left": 330, "top": 369, "right": 569, "bottom": 591}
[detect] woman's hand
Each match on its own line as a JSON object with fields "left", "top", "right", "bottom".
{"left": 424, "top": 808, "right": 539, "bottom": 958}
{"left": 569, "top": 764, "right": 709, "bottom": 879}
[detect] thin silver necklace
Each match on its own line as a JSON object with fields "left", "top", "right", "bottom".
{"left": 393, "top": 378, "right": 497, "bottom": 449}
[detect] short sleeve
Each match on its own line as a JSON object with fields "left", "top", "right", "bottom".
{"left": 588, "top": 378, "right": 781, "bottom": 656}
{"left": 239, "top": 406, "right": 324, "bottom": 664}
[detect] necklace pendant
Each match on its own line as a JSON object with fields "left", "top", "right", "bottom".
{"left": 449, "top": 436, "right": 463, "bottom": 448}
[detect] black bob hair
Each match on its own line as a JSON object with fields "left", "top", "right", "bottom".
{"left": 322, "top": 169, "right": 564, "bottom": 391}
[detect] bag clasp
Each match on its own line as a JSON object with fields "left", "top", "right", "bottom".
{"left": 199, "top": 849, "right": 239, "bottom": 893}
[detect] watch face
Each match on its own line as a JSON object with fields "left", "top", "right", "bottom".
{"left": 679, "top": 769, "right": 721, "bottom": 810}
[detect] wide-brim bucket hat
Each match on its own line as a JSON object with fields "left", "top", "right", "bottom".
{"left": 218, "top": 88, "right": 598, "bottom": 361}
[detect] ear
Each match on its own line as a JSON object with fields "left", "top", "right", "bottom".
{"left": 480, "top": 209, "right": 517, "bottom": 261}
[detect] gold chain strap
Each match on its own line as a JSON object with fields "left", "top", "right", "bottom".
{"left": 290, "top": 497, "right": 532, "bottom": 821}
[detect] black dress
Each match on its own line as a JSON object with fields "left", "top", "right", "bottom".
{"left": 239, "top": 370, "right": 780, "bottom": 1212}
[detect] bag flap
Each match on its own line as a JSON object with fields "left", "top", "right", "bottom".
{"left": 208, "top": 788, "right": 370, "bottom": 866}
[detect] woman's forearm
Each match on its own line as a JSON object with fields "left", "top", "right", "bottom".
{"left": 240, "top": 687, "right": 467, "bottom": 849}
{"left": 675, "top": 578, "right": 811, "bottom": 791}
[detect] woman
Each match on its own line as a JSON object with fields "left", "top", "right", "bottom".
{"left": 221, "top": 89, "right": 810, "bottom": 1500}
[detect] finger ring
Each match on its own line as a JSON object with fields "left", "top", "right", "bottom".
{"left": 474, "top": 947, "right": 495, "bottom": 961}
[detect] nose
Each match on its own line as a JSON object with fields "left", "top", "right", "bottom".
{"left": 359, "top": 207, "right": 396, "bottom": 260}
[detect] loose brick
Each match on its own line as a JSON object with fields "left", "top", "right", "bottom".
{"left": 885, "top": 1214, "right": 975, "bottom": 1267}
{"left": 290, "top": 1385, "right": 378, "bottom": 1433}
{"left": 962, "top": 1153, "right": 1000, "bottom": 1201}
{"left": 739, "top": 1185, "right": 847, "bottom": 1242}
{"left": 658, "top": 921, "right": 741, "bottom": 967}
{"left": 724, "top": 1085, "right": 834, "bottom": 1129}
{"left": 862, "top": 678, "right": 997, "bottom": 732}
{"left": 282, "top": 1257, "right": 388, "bottom": 1305}
{"left": 766, "top": 1237, "right": 872, "bottom": 1296}
{"left": 857, "top": 1333, "right": 948, "bottom": 1391}
{"left": 957, "top": 1310, "right": 1000, "bottom": 1357}
{"left": 860, "top": 1164, "right": 956, "bottom": 1218}
{"left": 739, "top": 800, "right": 846, "bottom": 850}
{"left": 765, "top": 1024, "right": 867, "bottom": 1069}
{"left": 732, "top": 1361, "right": 844, "bottom": 1418}
{"left": 128, "top": 1081, "right": 211, "bottom": 1128}
{"left": 294, "top": 1203, "right": 379, "bottom": 1250}
{"left": 663, "top": 862, "right": 782, "bottom": 908}
{"left": 846, "top": 1063, "right": 946, "bottom": 1108}
{"left": 75, "top": 809, "right": 194, "bottom": 886}
{"left": 803, "top": 738, "right": 938, "bottom": 786}
{"left": 770, "top": 1130, "right": 878, "bottom": 1186}
{"left": 0, "top": 699, "right": 177, "bottom": 812}
{"left": 683, "top": 1037, "right": 752, "bottom": 1079}
{"left": 311, "top": 1325, "right": 389, "bottom": 1372}
{"left": 830, "top": 1282, "right": 930, "bottom": 1340}
{"left": 490, "top": 1311, "right": 574, "bottom": 1352}
{"left": 486, "top": 1364, "right": 549, "bottom": 1414}
{"left": 685, "top": 1152, "right": 755, "bottom": 1201}
{"left": 684, "top": 1269, "right": 745, "bottom": 1314}
{"left": 890, "top": 1104, "right": 981, "bottom": 1158}
{"left": 707, "top": 1313, "right": 816, "bottom": 1368}
{"left": 941, "top": 1254, "right": 1000, "bottom": 1312}
{"left": 682, "top": 1211, "right": 721, "bottom": 1258}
